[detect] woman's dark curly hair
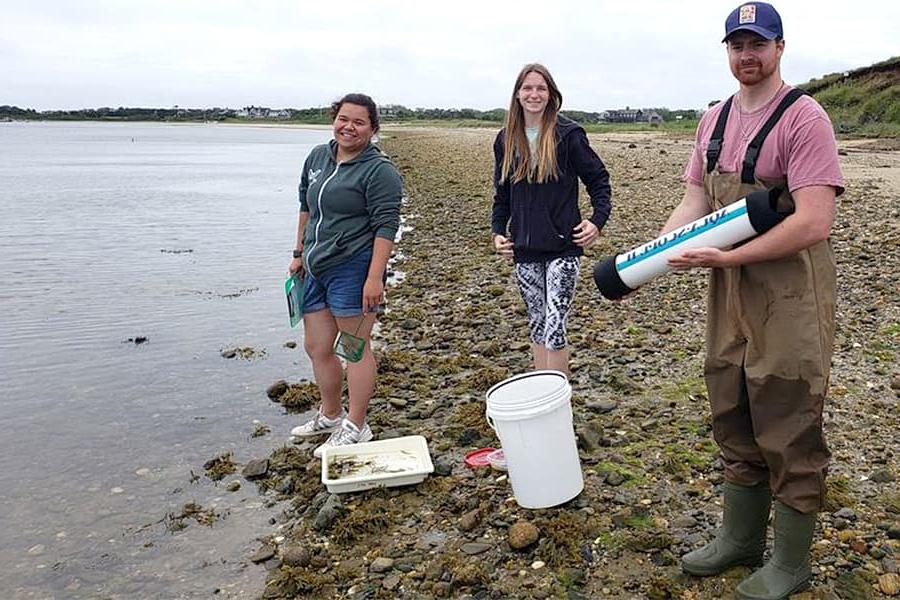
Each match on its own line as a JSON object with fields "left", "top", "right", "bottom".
{"left": 330, "top": 93, "right": 380, "bottom": 133}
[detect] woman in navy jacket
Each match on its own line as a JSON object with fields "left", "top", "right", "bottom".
{"left": 491, "top": 63, "right": 611, "bottom": 374}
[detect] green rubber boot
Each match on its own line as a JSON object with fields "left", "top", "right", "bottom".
{"left": 681, "top": 481, "right": 771, "bottom": 576}
{"left": 735, "top": 501, "right": 815, "bottom": 599}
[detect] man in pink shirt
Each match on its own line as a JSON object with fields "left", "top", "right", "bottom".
{"left": 661, "top": 3, "right": 844, "bottom": 599}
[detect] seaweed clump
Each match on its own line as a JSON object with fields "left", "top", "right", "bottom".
{"left": 332, "top": 497, "right": 393, "bottom": 544}
{"left": 203, "top": 452, "right": 236, "bottom": 481}
{"left": 263, "top": 566, "right": 335, "bottom": 599}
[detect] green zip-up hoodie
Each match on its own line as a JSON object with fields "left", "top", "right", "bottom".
{"left": 299, "top": 140, "right": 402, "bottom": 277}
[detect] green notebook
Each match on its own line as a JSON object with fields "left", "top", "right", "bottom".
{"left": 285, "top": 274, "right": 305, "bottom": 328}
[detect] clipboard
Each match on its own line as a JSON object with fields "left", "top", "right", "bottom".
{"left": 285, "top": 273, "right": 305, "bottom": 328}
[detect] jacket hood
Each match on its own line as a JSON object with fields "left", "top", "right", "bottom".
{"left": 556, "top": 114, "right": 583, "bottom": 139}
{"left": 327, "top": 140, "right": 386, "bottom": 164}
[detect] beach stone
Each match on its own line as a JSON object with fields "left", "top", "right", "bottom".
{"left": 388, "top": 397, "right": 408, "bottom": 409}
{"left": 460, "top": 542, "right": 492, "bottom": 555}
{"left": 433, "top": 455, "right": 454, "bottom": 477}
{"left": 884, "top": 558, "right": 899, "bottom": 574}
{"left": 606, "top": 472, "right": 627, "bottom": 487}
{"left": 382, "top": 574, "right": 401, "bottom": 590}
{"left": 266, "top": 380, "right": 288, "bottom": 399}
{"left": 879, "top": 573, "right": 900, "bottom": 596}
{"left": 282, "top": 546, "right": 310, "bottom": 567}
{"left": 284, "top": 341, "right": 297, "bottom": 349}
{"left": 221, "top": 349, "right": 237, "bottom": 359}
{"left": 508, "top": 521, "right": 540, "bottom": 550}
{"left": 672, "top": 515, "right": 698, "bottom": 529}
{"left": 242, "top": 459, "right": 269, "bottom": 479}
{"left": 313, "top": 494, "right": 344, "bottom": 531}
{"left": 889, "top": 527, "right": 900, "bottom": 540}
{"left": 870, "top": 469, "right": 895, "bottom": 483}
{"left": 459, "top": 509, "right": 480, "bottom": 532}
{"left": 226, "top": 480, "right": 241, "bottom": 492}
{"left": 275, "top": 476, "right": 294, "bottom": 494}
{"left": 585, "top": 400, "right": 619, "bottom": 414}
{"left": 834, "top": 508, "right": 858, "bottom": 521}
{"left": 249, "top": 544, "right": 276, "bottom": 564}
{"left": 370, "top": 557, "right": 395, "bottom": 573}
{"left": 834, "top": 570, "right": 873, "bottom": 599}
{"left": 27, "top": 544, "right": 45, "bottom": 556}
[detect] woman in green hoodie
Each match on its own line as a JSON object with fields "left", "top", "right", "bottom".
{"left": 288, "top": 93, "right": 402, "bottom": 458}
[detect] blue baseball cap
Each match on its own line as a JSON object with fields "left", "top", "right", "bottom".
{"left": 723, "top": 2, "right": 783, "bottom": 42}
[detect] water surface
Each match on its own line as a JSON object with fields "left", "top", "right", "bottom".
{"left": 0, "top": 121, "right": 331, "bottom": 598}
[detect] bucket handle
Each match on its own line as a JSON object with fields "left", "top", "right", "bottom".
{"left": 485, "top": 407, "right": 497, "bottom": 433}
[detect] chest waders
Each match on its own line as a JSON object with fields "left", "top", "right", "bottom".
{"left": 703, "top": 89, "right": 834, "bottom": 515}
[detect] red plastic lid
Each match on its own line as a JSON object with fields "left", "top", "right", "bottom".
{"left": 464, "top": 448, "right": 497, "bottom": 468}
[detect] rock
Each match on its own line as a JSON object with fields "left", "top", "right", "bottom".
{"left": 576, "top": 425, "right": 602, "bottom": 452}
{"left": 266, "top": 380, "right": 288, "bottom": 399}
{"left": 221, "top": 349, "right": 237, "bottom": 359}
{"left": 313, "top": 494, "right": 344, "bottom": 531}
{"left": 460, "top": 542, "right": 492, "bottom": 555}
{"left": 834, "top": 507, "right": 858, "bottom": 521}
{"left": 242, "top": 459, "right": 269, "bottom": 479}
{"left": 870, "top": 469, "right": 895, "bottom": 483}
{"left": 275, "top": 476, "right": 294, "bottom": 494}
{"left": 225, "top": 480, "right": 241, "bottom": 492}
{"left": 459, "top": 509, "right": 480, "bottom": 532}
{"left": 284, "top": 341, "right": 297, "bottom": 349}
{"left": 838, "top": 529, "right": 862, "bottom": 543}
{"left": 400, "top": 318, "right": 421, "bottom": 330}
{"left": 382, "top": 574, "right": 401, "bottom": 590}
{"left": 433, "top": 455, "right": 454, "bottom": 477}
{"left": 834, "top": 570, "right": 874, "bottom": 599}
{"left": 884, "top": 558, "right": 899, "bottom": 574}
{"left": 249, "top": 544, "right": 276, "bottom": 564}
{"left": 672, "top": 515, "right": 698, "bottom": 529}
{"left": 586, "top": 400, "right": 618, "bottom": 414}
{"left": 531, "top": 560, "right": 545, "bottom": 569}
{"left": 282, "top": 546, "right": 310, "bottom": 567}
{"left": 508, "top": 521, "right": 540, "bottom": 550}
{"left": 27, "top": 544, "right": 45, "bottom": 556}
{"left": 388, "top": 397, "right": 408, "bottom": 408}
{"left": 370, "top": 557, "right": 395, "bottom": 573}
{"left": 889, "top": 527, "right": 900, "bottom": 540}
{"left": 606, "top": 472, "right": 627, "bottom": 487}
{"left": 879, "top": 573, "right": 900, "bottom": 596}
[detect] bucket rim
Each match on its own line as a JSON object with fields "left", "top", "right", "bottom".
{"left": 485, "top": 370, "right": 569, "bottom": 400}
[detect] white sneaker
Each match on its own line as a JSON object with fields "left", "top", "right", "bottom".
{"left": 290, "top": 408, "right": 346, "bottom": 438}
{"left": 313, "top": 418, "right": 374, "bottom": 458}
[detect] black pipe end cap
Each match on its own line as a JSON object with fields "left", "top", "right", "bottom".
{"left": 593, "top": 256, "right": 634, "bottom": 300}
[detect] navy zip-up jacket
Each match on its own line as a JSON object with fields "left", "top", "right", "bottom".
{"left": 491, "top": 115, "right": 611, "bottom": 263}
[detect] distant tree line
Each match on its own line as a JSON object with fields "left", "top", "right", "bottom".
{"left": 0, "top": 104, "right": 699, "bottom": 124}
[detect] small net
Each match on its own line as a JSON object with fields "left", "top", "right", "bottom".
{"left": 333, "top": 316, "right": 366, "bottom": 363}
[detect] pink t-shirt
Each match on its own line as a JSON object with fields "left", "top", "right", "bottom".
{"left": 684, "top": 86, "right": 844, "bottom": 195}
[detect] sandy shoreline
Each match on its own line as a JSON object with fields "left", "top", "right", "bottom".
{"left": 234, "top": 127, "right": 898, "bottom": 599}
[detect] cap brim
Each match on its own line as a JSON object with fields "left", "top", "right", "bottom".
{"left": 722, "top": 25, "right": 779, "bottom": 42}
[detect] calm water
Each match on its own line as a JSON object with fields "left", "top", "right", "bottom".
{"left": 0, "top": 121, "right": 331, "bottom": 598}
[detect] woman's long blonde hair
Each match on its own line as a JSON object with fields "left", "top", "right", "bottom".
{"left": 499, "top": 63, "right": 563, "bottom": 184}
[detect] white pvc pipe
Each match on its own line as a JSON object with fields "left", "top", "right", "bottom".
{"left": 593, "top": 188, "right": 789, "bottom": 300}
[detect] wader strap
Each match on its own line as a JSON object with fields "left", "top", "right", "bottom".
{"left": 740, "top": 88, "right": 809, "bottom": 184}
{"left": 706, "top": 96, "right": 734, "bottom": 174}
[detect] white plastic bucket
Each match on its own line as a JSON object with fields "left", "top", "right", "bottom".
{"left": 485, "top": 370, "right": 583, "bottom": 508}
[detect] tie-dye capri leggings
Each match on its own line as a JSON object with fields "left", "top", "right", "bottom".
{"left": 513, "top": 256, "right": 581, "bottom": 351}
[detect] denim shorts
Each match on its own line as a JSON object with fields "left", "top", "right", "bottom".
{"left": 303, "top": 248, "right": 383, "bottom": 318}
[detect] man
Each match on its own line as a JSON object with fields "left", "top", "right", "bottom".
{"left": 661, "top": 3, "right": 844, "bottom": 599}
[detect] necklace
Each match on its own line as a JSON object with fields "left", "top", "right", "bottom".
{"left": 736, "top": 81, "right": 785, "bottom": 140}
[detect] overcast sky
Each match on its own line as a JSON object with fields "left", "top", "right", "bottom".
{"left": 2, "top": 0, "right": 897, "bottom": 112}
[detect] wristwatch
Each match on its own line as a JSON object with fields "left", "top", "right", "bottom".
{"left": 292, "top": 249, "right": 302, "bottom": 259}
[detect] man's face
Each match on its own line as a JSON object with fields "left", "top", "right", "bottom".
{"left": 726, "top": 31, "right": 784, "bottom": 85}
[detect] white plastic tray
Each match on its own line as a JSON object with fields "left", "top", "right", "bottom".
{"left": 321, "top": 435, "right": 434, "bottom": 494}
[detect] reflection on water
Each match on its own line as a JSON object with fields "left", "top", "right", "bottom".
{"left": 0, "top": 122, "right": 331, "bottom": 598}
